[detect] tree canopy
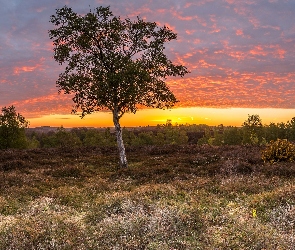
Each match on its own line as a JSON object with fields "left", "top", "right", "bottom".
{"left": 0, "top": 106, "right": 29, "bottom": 149}
{"left": 49, "top": 6, "right": 189, "bottom": 167}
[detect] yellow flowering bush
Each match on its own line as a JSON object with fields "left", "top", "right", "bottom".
{"left": 261, "top": 139, "right": 295, "bottom": 163}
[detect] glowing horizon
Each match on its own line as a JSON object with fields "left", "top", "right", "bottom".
{"left": 27, "top": 107, "right": 295, "bottom": 128}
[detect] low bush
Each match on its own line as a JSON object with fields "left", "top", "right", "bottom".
{"left": 261, "top": 139, "right": 295, "bottom": 164}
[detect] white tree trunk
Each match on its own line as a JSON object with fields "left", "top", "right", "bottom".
{"left": 113, "top": 109, "right": 128, "bottom": 168}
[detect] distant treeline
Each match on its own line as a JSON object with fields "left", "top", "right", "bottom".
{"left": 18, "top": 115, "right": 295, "bottom": 149}
{"left": 2, "top": 112, "right": 295, "bottom": 149}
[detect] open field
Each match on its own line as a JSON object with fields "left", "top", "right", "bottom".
{"left": 0, "top": 145, "right": 295, "bottom": 249}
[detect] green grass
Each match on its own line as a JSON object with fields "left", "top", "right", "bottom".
{"left": 0, "top": 145, "right": 295, "bottom": 249}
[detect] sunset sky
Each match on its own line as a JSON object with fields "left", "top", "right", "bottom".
{"left": 1, "top": 0, "right": 295, "bottom": 127}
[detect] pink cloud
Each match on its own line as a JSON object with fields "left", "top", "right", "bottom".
{"left": 250, "top": 45, "right": 268, "bottom": 56}
{"left": 13, "top": 58, "right": 45, "bottom": 75}
{"left": 236, "top": 29, "right": 243, "bottom": 36}
{"left": 270, "top": 45, "right": 286, "bottom": 59}
{"left": 249, "top": 45, "right": 286, "bottom": 59}
{"left": 185, "top": 29, "right": 196, "bottom": 35}
{"left": 10, "top": 93, "right": 74, "bottom": 118}
{"left": 198, "top": 60, "right": 216, "bottom": 68}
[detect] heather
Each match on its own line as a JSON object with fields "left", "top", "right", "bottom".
{"left": 1, "top": 145, "right": 295, "bottom": 249}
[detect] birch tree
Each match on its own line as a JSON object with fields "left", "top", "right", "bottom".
{"left": 49, "top": 6, "right": 189, "bottom": 168}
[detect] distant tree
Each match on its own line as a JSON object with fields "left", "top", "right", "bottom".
{"left": 130, "top": 131, "right": 155, "bottom": 146}
{"left": 154, "top": 132, "right": 165, "bottom": 145}
{"left": 71, "top": 127, "right": 88, "bottom": 142}
{"left": 27, "top": 136, "right": 40, "bottom": 149}
{"left": 287, "top": 117, "right": 295, "bottom": 141}
{"left": 164, "top": 126, "right": 188, "bottom": 145}
{"left": 84, "top": 128, "right": 115, "bottom": 147}
{"left": 49, "top": 6, "right": 189, "bottom": 168}
{"left": 276, "top": 122, "right": 288, "bottom": 139}
{"left": 197, "top": 136, "right": 209, "bottom": 145}
{"left": 41, "top": 132, "right": 58, "bottom": 148}
{"left": 264, "top": 122, "right": 278, "bottom": 142}
{"left": 223, "top": 127, "right": 242, "bottom": 145}
{"left": 0, "top": 106, "right": 29, "bottom": 149}
{"left": 122, "top": 128, "right": 136, "bottom": 146}
{"left": 84, "top": 129, "right": 102, "bottom": 146}
{"left": 242, "top": 114, "right": 262, "bottom": 130}
{"left": 165, "top": 119, "right": 173, "bottom": 127}
{"left": 242, "top": 114, "right": 263, "bottom": 145}
{"left": 55, "top": 127, "right": 82, "bottom": 148}
{"left": 209, "top": 130, "right": 224, "bottom": 146}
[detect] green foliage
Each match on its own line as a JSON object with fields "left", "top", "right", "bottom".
{"left": 18, "top": 115, "right": 295, "bottom": 149}
{"left": 261, "top": 139, "right": 295, "bottom": 163}
{"left": 70, "top": 127, "right": 88, "bottom": 142}
{"left": 121, "top": 128, "right": 136, "bottom": 146}
{"left": 242, "top": 114, "right": 263, "bottom": 145}
{"left": 197, "top": 136, "right": 209, "bottom": 145}
{"left": 287, "top": 117, "right": 295, "bottom": 141}
{"left": 40, "top": 127, "right": 82, "bottom": 148}
{"left": 153, "top": 132, "right": 166, "bottom": 145}
{"left": 49, "top": 6, "right": 189, "bottom": 117}
{"left": 26, "top": 136, "right": 40, "bottom": 149}
{"left": 55, "top": 127, "right": 82, "bottom": 148}
{"left": 276, "top": 122, "right": 288, "bottom": 139}
{"left": 41, "top": 132, "right": 59, "bottom": 148}
{"left": 208, "top": 130, "right": 224, "bottom": 146}
{"left": 264, "top": 122, "right": 280, "bottom": 142}
{"left": 135, "top": 131, "right": 155, "bottom": 145}
{"left": 223, "top": 127, "right": 242, "bottom": 145}
{"left": 197, "top": 127, "right": 212, "bottom": 145}
{"left": 164, "top": 127, "right": 188, "bottom": 145}
{"left": 49, "top": 5, "right": 189, "bottom": 168}
{"left": 0, "top": 106, "right": 29, "bottom": 149}
{"left": 243, "top": 114, "right": 263, "bottom": 129}
{"left": 84, "top": 128, "right": 115, "bottom": 147}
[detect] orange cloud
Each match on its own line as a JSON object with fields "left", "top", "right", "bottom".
{"left": 209, "top": 15, "right": 222, "bottom": 33}
{"left": 198, "top": 59, "right": 216, "bottom": 68}
{"left": 270, "top": 44, "right": 286, "bottom": 59}
{"left": 249, "top": 45, "right": 286, "bottom": 59}
{"left": 13, "top": 58, "right": 45, "bottom": 75}
{"left": 165, "top": 68, "right": 295, "bottom": 109}
{"left": 250, "top": 45, "right": 268, "bottom": 56}
{"left": 14, "top": 66, "right": 37, "bottom": 74}
{"left": 10, "top": 93, "right": 74, "bottom": 118}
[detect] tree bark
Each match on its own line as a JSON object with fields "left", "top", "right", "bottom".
{"left": 113, "top": 109, "right": 128, "bottom": 168}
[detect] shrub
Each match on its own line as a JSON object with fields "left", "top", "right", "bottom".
{"left": 261, "top": 139, "right": 295, "bottom": 163}
{"left": 0, "top": 106, "right": 29, "bottom": 149}
{"left": 223, "top": 127, "right": 242, "bottom": 145}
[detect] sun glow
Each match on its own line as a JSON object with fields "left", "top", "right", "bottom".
{"left": 27, "top": 107, "right": 295, "bottom": 128}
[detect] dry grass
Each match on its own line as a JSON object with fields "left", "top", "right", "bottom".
{"left": 0, "top": 145, "right": 295, "bottom": 249}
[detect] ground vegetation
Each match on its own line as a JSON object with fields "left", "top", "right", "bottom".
{"left": 0, "top": 145, "right": 295, "bottom": 249}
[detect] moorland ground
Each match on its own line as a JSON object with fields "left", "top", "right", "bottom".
{"left": 0, "top": 144, "right": 295, "bottom": 249}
